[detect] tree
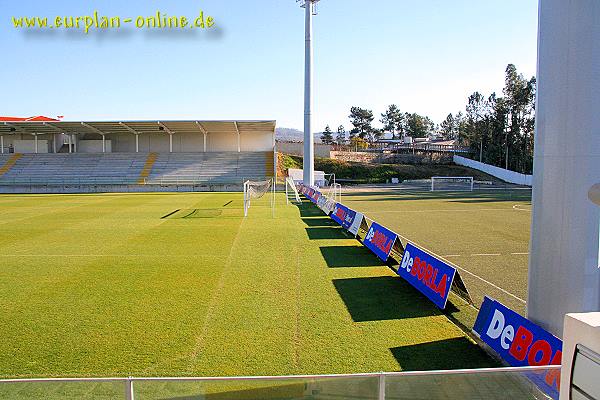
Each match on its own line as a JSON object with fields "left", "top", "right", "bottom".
{"left": 321, "top": 125, "right": 334, "bottom": 144}
{"left": 336, "top": 125, "right": 346, "bottom": 145}
{"left": 380, "top": 104, "right": 405, "bottom": 139}
{"left": 350, "top": 136, "right": 369, "bottom": 150}
{"left": 349, "top": 106, "right": 375, "bottom": 141}
{"left": 439, "top": 113, "right": 457, "bottom": 140}
{"left": 404, "top": 113, "right": 434, "bottom": 138}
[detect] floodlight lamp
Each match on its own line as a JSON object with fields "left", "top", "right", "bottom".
{"left": 297, "top": 0, "right": 320, "bottom": 14}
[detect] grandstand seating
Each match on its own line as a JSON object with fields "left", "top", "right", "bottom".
{"left": 0, "top": 152, "right": 273, "bottom": 186}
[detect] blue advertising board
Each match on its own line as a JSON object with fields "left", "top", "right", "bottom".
{"left": 363, "top": 222, "right": 397, "bottom": 262}
{"left": 397, "top": 243, "right": 456, "bottom": 309}
{"left": 474, "top": 296, "right": 562, "bottom": 399}
{"left": 330, "top": 203, "right": 364, "bottom": 236}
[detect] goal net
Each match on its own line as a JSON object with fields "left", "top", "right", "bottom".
{"left": 431, "top": 176, "right": 474, "bottom": 192}
{"left": 243, "top": 179, "right": 274, "bottom": 217}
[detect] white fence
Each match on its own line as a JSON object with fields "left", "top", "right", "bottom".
{"left": 453, "top": 155, "right": 533, "bottom": 186}
{"left": 0, "top": 366, "right": 561, "bottom": 400}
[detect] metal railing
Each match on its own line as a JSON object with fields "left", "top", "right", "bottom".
{"left": 0, "top": 366, "right": 561, "bottom": 400}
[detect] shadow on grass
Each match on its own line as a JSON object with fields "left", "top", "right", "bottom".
{"left": 320, "top": 246, "right": 380, "bottom": 268}
{"left": 333, "top": 276, "right": 438, "bottom": 321}
{"left": 390, "top": 337, "right": 496, "bottom": 371}
{"left": 306, "top": 227, "right": 346, "bottom": 240}
{"left": 302, "top": 217, "right": 336, "bottom": 227}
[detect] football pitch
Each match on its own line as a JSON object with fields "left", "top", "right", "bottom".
{"left": 0, "top": 191, "right": 504, "bottom": 379}
{"left": 340, "top": 185, "right": 532, "bottom": 317}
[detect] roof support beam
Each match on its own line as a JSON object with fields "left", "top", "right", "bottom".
{"left": 195, "top": 121, "right": 208, "bottom": 135}
{"left": 81, "top": 122, "right": 106, "bottom": 136}
{"left": 119, "top": 122, "right": 139, "bottom": 135}
{"left": 3, "top": 122, "right": 28, "bottom": 135}
{"left": 43, "top": 122, "right": 64, "bottom": 134}
{"left": 157, "top": 121, "right": 173, "bottom": 135}
{"left": 234, "top": 122, "right": 241, "bottom": 153}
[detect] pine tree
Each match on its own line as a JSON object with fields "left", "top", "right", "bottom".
{"left": 321, "top": 125, "right": 334, "bottom": 144}
{"left": 336, "top": 125, "right": 346, "bottom": 145}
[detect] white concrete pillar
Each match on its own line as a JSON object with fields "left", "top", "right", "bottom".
{"left": 102, "top": 134, "right": 106, "bottom": 153}
{"left": 203, "top": 132, "right": 207, "bottom": 153}
{"left": 237, "top": 132, "right": 241, "bottom": 153}
{"left": 52, "top": 134, "right": 56, "bottom": 153}
{"left": 1, "top": 135, "right": 3, "bottom": 154}
{"left": 302, "top": 0, "right": 315, "bottom": 186}
{"left": 135, "top": 134, "right": 139, "bottom": 153}
{"left": 528, "top": 0, "right": 600, "bottom": 337}
{"left": 34, "top": 134, "right": 38, "bottom": 154}
{"left": 68, "top": 134, "right": 72, "bottom": 153}
{"left": 73, "top": 135, "right": 77, "bottom": 153}
{"left": 169, "top": 133, "right": 173, "bottom": 153}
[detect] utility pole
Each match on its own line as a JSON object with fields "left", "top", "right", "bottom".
{"left": 299, "top": 0, "right": 320, "bottom": 186}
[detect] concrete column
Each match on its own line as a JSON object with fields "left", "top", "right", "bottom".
{"left": 135, "top": 134, "right": 139, "bottom": 153}
{"left": 303, "top": 0, "right": 315, "bottom": 186}
{"left": 68, "top": 135, "right": 72, "bottom": 154}
{"left": 237, "top": 132, "right": 241, "bottom": 153}
{"left": 52, "top": 134, "right": 56, "bottom": 153}
{"left": 102, "top": 134, "right": 106, "bottom": 153}
{"left": 528, "top": 0, "right": 600, "bottom": 337}
{"left": 73, "top": 135, "right": 77, "bottom": 153}
{"left": 34, "top": 134, "right": 38, "bottom": 154}
{"left": 1, "top": 135, "right": 3, "bottom": 154}
{"left": 203, "top": 132, "right": 207, "bottom": 153}
{"left": 169, "top": 133, "right": 173, "bottom": 153}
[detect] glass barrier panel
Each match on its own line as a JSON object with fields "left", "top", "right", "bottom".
{"left": 0, "top": 380, "right": 125, "bottom": 400}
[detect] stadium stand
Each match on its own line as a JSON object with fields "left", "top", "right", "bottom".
{"left": 145, "top": 152, "right": 273, "bottom": 184}
{"left": 0, "top": 120, "right": 276, "bottom": 192}
{"left": 0, "top": 152, "right": 274, "bottom": 189}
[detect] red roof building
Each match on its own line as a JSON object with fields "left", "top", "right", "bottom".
{"left": 0, "top": 116, "right": 60, "bottom": 122}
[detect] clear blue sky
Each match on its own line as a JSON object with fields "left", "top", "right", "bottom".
{"left": 0, "top": 0, "right": 539, "bottom": 130}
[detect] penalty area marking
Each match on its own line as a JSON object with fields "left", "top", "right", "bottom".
{"left": 395, "top": 233, "right": 527, "bottom": 305}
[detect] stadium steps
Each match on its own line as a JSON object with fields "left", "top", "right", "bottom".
{"left": 137, "top": 153, "right": 158, "bottom": 184}
{"left": 264, "top": 152, "right": 275, "bottom": 177}
{"left": 0, "top": 153, "right": 22, "bottom": 177}
{"left": 0, "top": 152, "right": 273, "bottom": 186}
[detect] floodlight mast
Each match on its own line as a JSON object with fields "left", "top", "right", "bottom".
{"left": 298, "top": 0, "right": 320, "bottom": 186}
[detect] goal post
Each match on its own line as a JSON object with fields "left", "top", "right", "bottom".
{"left": 243, "top": 179, "right": 275, "bottom": 217}
{"left": 285, "top": 177, "right": 301, "bottom": 205}
{"left": 431, "top": 176, "right": 474, "bottom": 192}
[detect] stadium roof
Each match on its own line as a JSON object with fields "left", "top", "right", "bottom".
{"left": 0, "top": 120, "right": 276, "bottom": 136}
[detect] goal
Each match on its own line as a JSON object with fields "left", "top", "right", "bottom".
{"left": 285, "top": 177, "right": 301, "bottom": 204}
{"left": 431, "top": 176, "right": 474, "bottom": 192}
{"left": 243, "top": 179, "right": 274, "bottom": 217}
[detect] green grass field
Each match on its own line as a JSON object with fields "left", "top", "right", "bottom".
{"left": 0, "top": 192, "right": 494, "bottom": 380}
{"left": 341, "top": 186, "right": 532, "bottom": 317}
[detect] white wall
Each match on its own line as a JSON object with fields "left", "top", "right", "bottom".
{"left": 94, "top": 132, "right": 273, "bottom": 153}
{"left": 528, "top": 0, "right": 600, "bottom": 337}
{"left": 278, "top": 142, "right": 332, "bottom": 158}
{"left": 453, "top": 155, "right": 532, "bottom": 186}
{"left": 241, "top": 132, "right": 273, "bottom": 152}
{"left": 78, "top": 140, "right": 112, "bottom": 153}
{"left": 13, "top": 139, "right": 49, "bottom": 154}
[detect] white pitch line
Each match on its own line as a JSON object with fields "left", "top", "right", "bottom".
{"left": 511, "top": 252, "right": 529, "bottom": 255}
{"left": 471, "top": 253, "right": 502, "bottom": 257}
{"left": 395, "top": 233, "right": 526, "bottom": 304}
{"left": 368, "top": 208, "right": 515, "bottom": 214}
{"left": 512, "top": 204, "right": 532, "bottom": 211}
